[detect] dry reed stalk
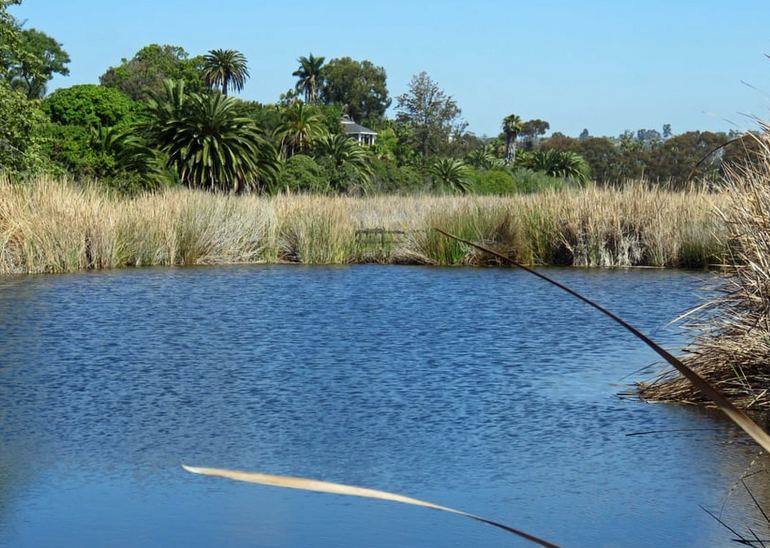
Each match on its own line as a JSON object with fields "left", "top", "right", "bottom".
{"left": 182, "top": 465, "right": 559, "bottom": 547}
{"left": 434, "top": 228, "right": 770, "bottom": 454}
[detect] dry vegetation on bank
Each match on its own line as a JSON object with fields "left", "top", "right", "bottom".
{"left": 0, "top": 179, "right": 728, "bottom": 274}
{"left": 640, "top": 137, "right": 770, "bottom": 410}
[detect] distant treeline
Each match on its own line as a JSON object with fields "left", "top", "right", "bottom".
{"left": 0, "top": 0, "right": 760, "bottom": 194}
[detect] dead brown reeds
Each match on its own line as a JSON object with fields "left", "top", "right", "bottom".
{"left": 640, "top": 132, "right": 770, "bottom": 410}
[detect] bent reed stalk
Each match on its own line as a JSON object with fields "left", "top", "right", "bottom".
{"left": 182, "top": 465, "right": 559, "bottom": 547}
{"left": 434, "top": 228, "right": 770, "bottom": 454}
{"left": 0, "top": 179, "right": 726, "bottom": 274}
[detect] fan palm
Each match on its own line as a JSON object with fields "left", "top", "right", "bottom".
{"left": 292, "top": 53, "right": 325, "bottom": 104}
{"left": 201, "top": 49, "right": 249, "bottom": 96}
{"left": 144, "top": 80, "right": 277, "bottom": 191}
{"left": 314, "top": 133, "right": 373, "bottom": 192}
{"left": 502, "top": 114, "right": 523, "bottom": 166}
{"left": 277, "top": 102, "right": 328, "bottom": 157}
{"left": 429, "top": 158, "right": 471, "bottom": 193}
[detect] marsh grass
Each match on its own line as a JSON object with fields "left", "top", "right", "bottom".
{"left": 0, "top": 178, "right": 727, "bottom": 274}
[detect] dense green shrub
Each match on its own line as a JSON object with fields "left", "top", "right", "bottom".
{"left": 39, "top": 123, "right": 103, "bottom": 176}
{"left": 466, "top": 169, "right": 517, "bottom": 195}
{"left": 510, "top": 168, "right": 567, "bottom": 193}
{"left": 43, "top": 84, "right": 138, "bottom": 128}
{"left": 368, "top": 156, "right": 425, "bottom": 194}
{"left": 275, "top": 154, "right": 330, "bottom": 193}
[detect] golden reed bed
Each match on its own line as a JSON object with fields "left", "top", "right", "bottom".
{"left": 0, "top": 179, "right": 727, "bottom": 274}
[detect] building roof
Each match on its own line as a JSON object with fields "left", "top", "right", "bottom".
{"left": 341, "top": 115, "right": 377, "bottom": 135}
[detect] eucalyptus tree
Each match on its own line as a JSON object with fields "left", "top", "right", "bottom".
{"left": 314, "top": 133, "right": 373, "bottom": 192}
{"left": 429, "top": 158, "right": 471, "bottom": 193}
{"left": 144, "top": 80, "right": 277, "bottom": 192}
{"left": 292, "top": 53, "right": 325, "bottom": 104}
{"left": 502, "top": 114, "right": 523, "bottom": 166}
{"left": 201, "top": 49, "right": 249, "bottom": 96}
{"left": 277, "top": 102, "right": 327, "bottom": 157}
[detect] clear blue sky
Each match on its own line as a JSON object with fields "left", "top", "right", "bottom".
{"left": 11, "top": 0, "right": 770, "bottom": 137}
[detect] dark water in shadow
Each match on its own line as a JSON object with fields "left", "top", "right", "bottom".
{"left": 0, "top": 265, "right": 767, "bottom": 547}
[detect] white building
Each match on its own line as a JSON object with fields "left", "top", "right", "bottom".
{"left": 341, "top": 115, "right": 377, "bottom": 146}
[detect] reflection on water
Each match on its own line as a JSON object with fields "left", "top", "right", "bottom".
{"left": 0, "top": 265, "right": 767, "bottom": 547}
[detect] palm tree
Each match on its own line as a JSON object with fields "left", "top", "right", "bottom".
{"left": 502, "top": 114, "right": 523, "bottom": 166}
{"left": 277, "top": 102, "right": 328, "bottom": 157}
{"left": 465, "top": 144, "right": 502, "bottom": 170}
{"left": 144, "top": 80, "right": 278, "bottom": 191}
{"left": 429, "top": 158, "right": 471, "bottom": 193}
{"left": 201, "top": 49, "right": 249, "bottom": 96}
{"left": 522, "top": 149, "right": 590, "bottom": 183}
{"left": 89, "top": 126, "right": 166, "bottom": 184}
{"left": 314, "top": 133, "right": 373, "bottom": 192}
{"left": 292, "top": 53, "right": 325, "bottom": 104}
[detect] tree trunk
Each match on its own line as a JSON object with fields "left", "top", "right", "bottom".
{"left": 505, "top": 135, "right": 515, "bottom": 166}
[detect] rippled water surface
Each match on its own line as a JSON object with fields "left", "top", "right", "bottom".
{"left": 0, "top": 265, "right": 767, "bottom": 547}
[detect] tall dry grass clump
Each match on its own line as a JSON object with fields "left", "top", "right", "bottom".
{"left": 640, "top": 135, "right": 770, "bottom": 409}
{"left": 0, "top": 178, "right": 727, "bottom": 274}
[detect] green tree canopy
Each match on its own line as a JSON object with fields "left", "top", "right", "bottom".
{"left": 44, "top": 84, "right": 137, "bottom": 128}
{"left": 396, "top": 72, "right": 465, "bottom": 157}
{"left": 100, "top": 44, "right": 205, "bottom": 100}
{"left": 0, "top": 80, "right": 47, "bottom": 173}
{"left": 0, "top": 0, "right": 23, "bottom": 79}
{"left": 319, "top": 57, "right": 390, "bottom": 125}
{"left": 5, "top": 28, "right": 70, "bottom": 98}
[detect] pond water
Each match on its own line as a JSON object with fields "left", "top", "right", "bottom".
{"left": 0, "top": 265, "right": 767, "bottom": 547}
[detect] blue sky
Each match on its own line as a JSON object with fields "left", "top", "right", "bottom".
{"left": 11, "top": 0, "right": 770, "bottom": 137}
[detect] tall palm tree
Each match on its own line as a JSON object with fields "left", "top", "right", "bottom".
{"left": 292, "top": 53, "right": 325, "bottom": 104}
{"left": 277, "top": 102, "right": 328, "bottom": 157}
{"left": 502, "top": 114, "right": 523, "bottom": 166}
{"left": 201, "top": 49, "right": 249, "bottom": 96}
{"left": 144, "top": 80, "right": 278, "bottom": 191}
{"left": 314, "top": 133, "right": 373, "bottom": 192}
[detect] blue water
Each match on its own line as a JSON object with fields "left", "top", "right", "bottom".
{"left": 0, "top": 265, "right": 766, "bottom": 547}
